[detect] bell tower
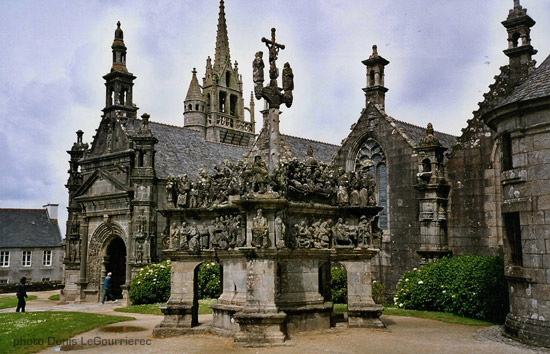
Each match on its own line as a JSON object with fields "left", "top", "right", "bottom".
{"left": 103, "top": 21, "right": 138, "bottom": 119}
{"left": 502, "top": 0, "right": 537, "bottom": 85}
{"left": 362, "top": 45, "right": 389, "bottom": 111}
{"left": 183, "top": 0, "right": 255, "bottom": 147}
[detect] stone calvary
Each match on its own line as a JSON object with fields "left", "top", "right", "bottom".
{"left": 152, "top": 28, "right": 384, "bottom": 347}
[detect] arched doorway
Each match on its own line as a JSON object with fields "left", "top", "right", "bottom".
{"left": 104, "top": 237, "right": 126, "bottom": 299}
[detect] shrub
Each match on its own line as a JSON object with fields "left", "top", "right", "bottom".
{"left": 372, "top": 280, "right": 386, "bottom": 305}
{"left": 331, "top": 266, "right": 347, "bottom": 303}
{"left": 197, "top": 262, "right": 221, "bottom": 299}
{"left": 129, "top": 260, "right": 171, "bottom": 305}
{"left": 394, "top": 255, "right": 508, "bottom": 323}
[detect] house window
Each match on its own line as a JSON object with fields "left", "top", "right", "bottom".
{"left": 43, "top": 250, "right": 52, "bottom": 267}
{"left": 0, "top": 251, "right": 9, "bottom": 267}
{"left": 22, "top": 251, "right": 32, "bottom": 267}
{"left": 504, "top": 212, "right": 523, "bottom": 266}
{"left": 501, "top": 132, "right": 513, "bottom": 171}
{"left": 0, "top": 279, "right": 8, "bottom": 284}
{"left": 355, "top": 138, "right": 388, "bottom": 229}
{"left": 42, "top": 278, "right": 51, "bottom": 282}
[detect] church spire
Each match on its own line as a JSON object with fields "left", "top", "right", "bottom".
{"left": 214, "top": 0, "right": 231, "bottom": 72}
{"left": 185, "top": 68, "right": 204, "bottom": 101}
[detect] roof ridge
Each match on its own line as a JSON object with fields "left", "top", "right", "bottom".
{"left": 0, "top": 208, "right": 46, "bottom": 211}
{"left": 282, "top": 133, "right": 340, "bottom": 147}
{"left": 391, "top": 117, "right": 458, "bottom": 138}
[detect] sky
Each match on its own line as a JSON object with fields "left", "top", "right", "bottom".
{"left": 1, "top": 0, "right": 549, "bottom": 236}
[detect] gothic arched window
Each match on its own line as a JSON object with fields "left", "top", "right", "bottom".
{"left": 355, "top": 138, "right": 388, "bottom": 229}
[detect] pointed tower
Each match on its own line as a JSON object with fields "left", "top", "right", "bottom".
{"left": 362, "top": 45, "right": 389, "bottom": 111}
{"left": 214, "top": 0, "right": 231, "bottom": 73}
{"left": 502, "top": 0, "right": 537, "bottom": 85}
{"left": 103, "top": 21, "right": 138, "bottom": 119}
{"left": 184, "top": 68, "right": 207, "bottom": 133}
{"left": 183, "top": 0, "right": 255, "bottom": 147}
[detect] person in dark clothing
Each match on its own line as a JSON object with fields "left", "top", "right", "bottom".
{"left": 16, "top": 277, "right": 28, "bottom": 312}
{"left": 101, "top": 272, "right": 116, "bottom": 304}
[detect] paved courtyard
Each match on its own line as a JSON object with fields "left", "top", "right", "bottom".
{"left": 0, "top": 291, "right": 546, "bottom": 353}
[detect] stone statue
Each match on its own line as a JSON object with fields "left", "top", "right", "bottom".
{"left": 176, "top": 174, "right": 191, "bottom": 208}
{"left": 357, "top": 215, "right": 370, "bottom": 247}
{"left": 188, "top": 224, "right": 200, "bottom": 251}
{"left": 274, "top": 215, "right": 286, "bottom": 248}
{"left": 169, "top": 221, "right": 179, "bottom": 249}
{"left": 178, "top": 222, "right": 189, "bottom": 249}
{"left": 253, "top": 51, "right": 265, "bottom": 84}
{"left": 136, "top": 241, "right": 143, "bottom": 263}
{"left": 334, "top": 218, "right": 353, "bottom": 247}
{"left": 199, "top": 224, "right": 209, "bottom": 249}
{"left": 252, "top": 209, "right": 269, "bottom": 248}
{"left": 295, "top": 221, "right": 313, "bottom": 248}
{"left": 282, "top": 62, "right": 294, "bottom": 107}
{"left": 251, "top": 156, "right": 269, "bottom": 194}
{"left": 166, "top": 175, "right": 176, "bottom": 205}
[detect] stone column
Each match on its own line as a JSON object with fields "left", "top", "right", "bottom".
{"left": 268, "top": 107, "right": 280, "bottom": 172}
{"left": 153, "top": 259, "right": 202, "bottom": 337}
{"left": 340, "top": 260, "right": 384, "bottom": 328}
{"left": 77, "top": 216, "right": 89, "bottom": 302}
{"left": 233, "top": 256, "right": 287, "bottom": 346}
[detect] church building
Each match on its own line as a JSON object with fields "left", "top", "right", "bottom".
{"left": 62, "top": 0, "right": 549, "bottom": 347}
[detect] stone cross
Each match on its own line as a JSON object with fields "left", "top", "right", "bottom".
{"left": 252, "top": 28, "right": 295, "bottom": 172}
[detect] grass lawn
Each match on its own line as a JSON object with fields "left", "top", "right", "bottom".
{"left": 48, "top": 294, "right": 59, "bottom": 301}
{"left": 0, "top": 311, "right": 134, "bottom": 354}
{"left": 333, "top": 304, "right": 494, "bottom": 326}
{"left": 115, "top": 298, "right": 216, "bottom": 316}
{"left": 0, "top": 296, "right": 37, "bottom": 310}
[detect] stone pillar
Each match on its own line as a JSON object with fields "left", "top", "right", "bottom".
{"left": 268, "top": 107, "right": 280, "bottom": 172}
{"left": 76, "top": 216, "right": 89, "bottom": 302}
{"left": 233, "top": 257, "right": 287, "bottom": 346}
{"left": 153, "top": 260, "right": 202, "bottom": 337}
{"left": 211, "top": 257, "right": 247, "bottom": 336}
{"left": 340, "top": 260, "right": 384, "bottom": 328}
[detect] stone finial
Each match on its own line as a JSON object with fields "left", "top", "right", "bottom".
{"left": 115, "top": 21, "right": 123, "bottom": 40}
{"left": 76, "top": 130, "right": 84, "bottom": 143}
{"left": 141, "top": 113, "right": 150, "bottom": 127}
{"left": 514, "top": 0, "right": 521, "bottom": 9}
{"left": 372, "top": 45, "right": 378, "bottom": 57}
{"left": 427, "top": 123, "right": 434, "bottom": 136}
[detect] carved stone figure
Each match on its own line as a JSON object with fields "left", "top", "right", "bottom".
{"left": 253, "top": 51, "right": 265, "bottom": 84}
{"left": 295, "top": 221, "right": 313, "bottom": 248}
{"left": 252, "top": 209, "right": 269, "bottom": 248}
{"left": 169, "top": 222, "right": 179, "bottom": 249}
{"left": 178, "top": 222, "right": 189, "bottom": 249}
{"left": 199, "top": 224, "right": 209, "bottom": 249}
{"left": 334, "top": 218, "right": 353, "bottom": 247}
{"left": 188, "top": 224, "right": 200, "bottom": 251}
{"left": 274, "top": 215, "right": 286, "bottom": 248}
{"left": 166, "top": 175, "right": 176, "bottom": 205}
{"left": 177, "top": 174, "right": 191, "bottom": 208}
{"left": 251, "top": 156, "right": 269, "bottom": 194}
{"left": 136, "top": 241, "right": 143, "bottom": 263}
{"left": 357, "top": 215, "right": 370, "bottom": 247}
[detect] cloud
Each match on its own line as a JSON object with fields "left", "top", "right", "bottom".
{"left": 1, "top": 0, "right": 549, "bottom": 235}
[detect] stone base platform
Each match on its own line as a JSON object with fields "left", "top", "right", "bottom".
{"left": 348, "top": 304, "right": 385, "bottom": 328}
{"left": 233, "top": 310, "right": 288, "bottom": 347}
{"left": 505, "top": 313, "right": 550, "bottom": 348}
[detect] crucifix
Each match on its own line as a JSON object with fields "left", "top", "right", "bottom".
{"left": 262, "top": 28, "right": 286, "bottom": 87}
{"left": 252, "top": 28, "right": 295, "bottom": 172}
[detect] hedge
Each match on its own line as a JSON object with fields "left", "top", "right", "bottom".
{"left": 393, "top": 255, "right": 508, "bottom": 323}
{"left": 129, "top": 261, "right": 171, "bottom": 305}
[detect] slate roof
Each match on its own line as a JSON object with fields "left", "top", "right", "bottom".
{"left": 497, "top": 54, "right": 550, "bottom": 108}
{"left": 392, "top": 119, "right": 457, "bottom": 149}
{"left": 149, "top": 122, "right": 249, "bottom": 178}
{"left": 282, "top": 134, "right": 339, "bottom": 162}
{"left": 0, "top": 209, "right": 62, "bottom": 248}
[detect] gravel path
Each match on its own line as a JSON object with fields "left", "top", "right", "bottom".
{"left": 1, "top": 291, "right": 545, "bottom": 353}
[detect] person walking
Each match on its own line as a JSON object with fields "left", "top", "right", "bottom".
{"left": 16, "top": 277, "right": 28, "bottom": 312}
{"left": 101, "top": 272, "right": 116, "bottom": 304}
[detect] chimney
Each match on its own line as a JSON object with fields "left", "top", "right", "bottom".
{"left": 43, "top": 203, "right": 59, "bottom": 224}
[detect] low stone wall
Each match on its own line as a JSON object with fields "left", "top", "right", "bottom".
{"left": 0, "top": 281, "right": 63, "bottom": 294}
